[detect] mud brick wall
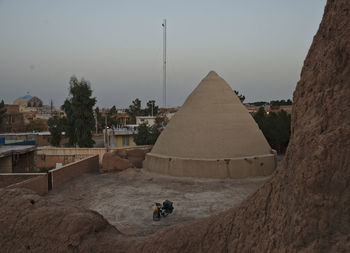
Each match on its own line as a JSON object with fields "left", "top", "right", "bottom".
{"left": 0, "top": 174, "right": 38, "bottom": 188}
{"left": 49, "top": 155, "right": 99, "bottom": 189}
{"left": 6, "top": 174, "right": 48, "bottom": 195}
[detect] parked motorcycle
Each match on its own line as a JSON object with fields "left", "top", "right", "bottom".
{"left": 153, "top": 200, "right": 174, "bottom": 221}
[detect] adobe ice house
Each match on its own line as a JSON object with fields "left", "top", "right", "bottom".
{"left": 144, "top": 71, "right": 277, "bottom": 179}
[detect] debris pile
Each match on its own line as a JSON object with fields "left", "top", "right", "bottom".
{"left": 101, "top": 147, "right": 151, "bottom": 172}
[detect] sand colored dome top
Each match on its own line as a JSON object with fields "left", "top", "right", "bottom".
{"left": 151, "top": 71, "right": 272, "bottom": 159}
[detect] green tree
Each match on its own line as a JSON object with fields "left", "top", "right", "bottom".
{"left": 270, "top": 99, "right": 293, "bottom": 106}
{"left": 126, "top": 98, "right": 143, "bottom": 124}
{"left": 109, "top": 105, "right": 117, "bottom": 115}
{"left": 133, "top": 123, "right": 152, "bottom": 145}
{"left": 275, "top": 110, "right": 291, "bottom": 152}
{"left": 133, "top": 116, "right": 166, "bottom": 145}
{"left": 144, "top": 100, "right": 158, "bottom": 116}
{"left": 253, "top": 107, "right": 267, "bottom": 131}
{"left": 61, "top": 76, "right": 96, "bottom": 147}
{"left": 0, "top": 100, "right": 6, "bottom": 126}
{"left": 253, "top": 107, "right": 291, "bottom": 153}
{"left": 149, "top": 116, "right": 166, "bottom": 143}
{"left": 107, "top": 105, "right": 119, "bottom": 128}
{"left": 250, "top": 101, "right": 268, "bottom": 106}
{"left": 234, "top": 90, "right": 245, "bottom": 103}
{"left": 48, "top": 115, "right": 65, "bottom": 146}
{"left": 263, "top": 112, "right": 279, "bottom": 150}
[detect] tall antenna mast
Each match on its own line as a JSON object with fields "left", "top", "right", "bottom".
{"left": 162, "top": 19, "right": 167, "bottom": 108}
{"left": 50, "top": 99, "right": 53, "bottom": 115}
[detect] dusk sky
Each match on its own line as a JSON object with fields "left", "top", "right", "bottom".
{"left": 0, "top": 0, "right": 326, "bottom": 108}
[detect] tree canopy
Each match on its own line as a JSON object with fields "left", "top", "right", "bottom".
{"left": 126, "top": 99, "right": 159, "bottom": 123}
{"left": 107, "top": 105, "right": 119, "bottom": 128}
{"left": 0, "top": 100, "right": 6, "bottom": 126}
{"left": 234, "top": 90, "right": 245, "bottom": 103}
{"left": 270, "top": 99, "right": 293, "bottom": 106}
{"left": 126, "top": 98, "right": 142, "bottom": 124}
{"left": 60, "top": 76, "right": 96, "bottom": 147}
{"left": 144, "top": 100, "right": 158, "bottom": 116}
{"left": 133, "top": 116, "right": 166, "bottom": 145}
{"left": 249, "top": 101, "right": 269, "bottom": 106}
{"left": 48, "top": 115, "right": 66, "bottom": 147}
{"left": 253, "top": 107, "right": 291, "bottom": 153}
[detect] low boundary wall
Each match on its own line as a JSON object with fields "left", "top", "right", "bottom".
{"left": 49, "top": 155, "right": 99, "bottom": 189}
{"left": 1, "top": 155, "right": 99, "bottom": 194}
{"left": 5, "top": 173, "right": 48, "bottom": 195}
{"left": 144, "top": 151, "right": 277, "bottom": 179}
{"left": 0, "top": 173, "right": 43, "bottom": 188}
{"left": 36, "top": 146, "right": 151, "bottom": 167}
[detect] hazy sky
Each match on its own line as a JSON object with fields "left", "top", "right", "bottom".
{"left": 0, "top": 0, "right": 326, "bottom": 108}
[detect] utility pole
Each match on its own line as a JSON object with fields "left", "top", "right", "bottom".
{"left": 95, "top": 111, "right": 98, "bottom": 134}
{"left": 162, "top": 19, "right": 167, "bottom": 108}
{"left": 105, "top": 115, "right": 108, "bottom": 149}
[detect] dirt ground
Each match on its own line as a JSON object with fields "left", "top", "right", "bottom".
{"left": 48, "top": 168, "right": 268, "bottom": 236}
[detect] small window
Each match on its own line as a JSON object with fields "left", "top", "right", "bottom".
{"left": 122, "top": 136, "right": 130, "bottom": 146}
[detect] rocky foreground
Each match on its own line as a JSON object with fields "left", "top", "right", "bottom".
{"left": 1, "top": 0, "right": 349, "bottom": 252}
{"left": 0, "top": 188, "right": 122, "bottom": 252}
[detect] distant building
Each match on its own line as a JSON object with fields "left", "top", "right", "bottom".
{"left": 0, "top": 132, "right": 67, "bottom": 147}
{"left": 9, "top": 94, "right": 55, "bottom": 129}
{"left": 0, "top": 105, "right": 25, "bottom": 133}
{"left": 34, "top": 105, "right": 56, "bottom": 120}
{"left": 0, "top": 132, "right": 36, "bottom": 146}
{"left": 101, "top": 108, "right": 110, "bottom": 115}
{"left": 158, "top": 107, "right": 179, "bottom": 114}
{"left": 0, "top": 145, "right": 36, "bottom": 173}
{"left": 116, "top": 113, "right": 130, "bottom": 126}
{"left": 244, "top": 104, "right": 292, "bottom": 115}
{"left": 244, "top": 104, "right": 259, "bottom": 114}
{"left": 5, "top": 104, "right": 20, "bottom": 114}
{"left": 104, "top": 128, "right": 136, "bottom": 148}
{"left": 158, "top": 107, "right": 179, "bottom": 121}
{"left": 13, "top": 93, "right": 43, "bottom": 112}
{"left": 136, "top": 116, "right": 157, "bottom": 126}
{"left": 269, "top": 105, "right": 292, "bottom": 114}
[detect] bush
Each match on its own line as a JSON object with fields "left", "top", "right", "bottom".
{"left": 133, "top": 116, "right": 166, "bottom": 145}
{"left": 253, "top": 107, "right": 291, "bottom": 153}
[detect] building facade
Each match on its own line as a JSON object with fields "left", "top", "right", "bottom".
{"left": 104, "top": 128, "right": 136, "bottom": 148}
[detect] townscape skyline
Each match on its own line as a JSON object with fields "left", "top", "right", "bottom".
{"left": 0, "top": 0, "right": 326, "bottom": 108}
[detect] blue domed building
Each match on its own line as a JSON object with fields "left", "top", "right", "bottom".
{"left": 13, "top": 93, "right": 43, "bottom": 108}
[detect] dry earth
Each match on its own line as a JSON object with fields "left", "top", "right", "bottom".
{"left": 0, "top": 0, "right": 349, "bottom": 252}
{"left": 121, "top": 0, "right": 350, "bottom": 251}
{"left": 48, "top": 168, "right": 267, "bottom": 236}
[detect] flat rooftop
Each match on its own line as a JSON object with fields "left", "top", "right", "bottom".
{"left": 48, "top": 168, "right": 267, "bottom": 236}
{"left": 0, "top": 145, "right": 36, "bottom": 157}
{"left": 0, "top": 132, "right": 50, "bottom": 136}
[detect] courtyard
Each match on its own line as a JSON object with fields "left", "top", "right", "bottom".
{"left": 48, "top": 168, "right": 268, "bottom": 236}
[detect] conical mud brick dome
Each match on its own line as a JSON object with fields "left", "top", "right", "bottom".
{"left": 144, "top": 71, "right": 276, "bottom": 178}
